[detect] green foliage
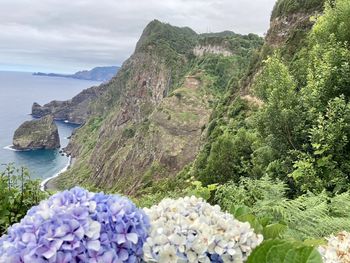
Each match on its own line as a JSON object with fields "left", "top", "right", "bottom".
{"left": 135, "top": 175, "right": 218, "bottom": 208}
{"left": 271, "top": 0, "right": 325, "bottom": 19}
{"left": 136, "top": 19, "right": 198, "bottom": 57}
{"left": 291, "top": 96, "right": 350, "bottom": 193}
{"left": 254, "top": 55, "right": 305, "bottom": 154}
{"left": 87, "top": 116, "right": 104, "bottom": 132}
{"left": 198, "top": 33, "right": 263, "bottom": 56}
{"left": 195, "top": 55, "right": 242, "bottom": 93}
{"left": 198, "top": 129, "right": 259, "bottom": 185}
{"left": 215, "top": 177, "right": 350, "bottom": 240}
{"left": 122, "top": 127, "right": 136, "bottom": 139}
{"left": 312, "top": 0, "right": 350, "bottom": 44}
{"left": 198, "top": 8, "right": 350, "bottom": 194}
{"left": 185, "top": 180, "right": 218, "bottom": 201}
{"left": 303, "top": 38, "right": 350, "bottom": 111}
{"left": 0, "top": 164, "right": 47, "bottom": 234}
{"left": 247, "top": 239, "right": 322, "bottom": 263}
{"left": 254, "top": 55, "right": 295, "bottom": 102}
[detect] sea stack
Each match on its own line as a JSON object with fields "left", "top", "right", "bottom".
{"left": 13, "top": 115, "right": 60, "bottom": 150}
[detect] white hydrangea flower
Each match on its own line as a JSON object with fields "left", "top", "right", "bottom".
{"left": 143, "top": 196, "right": 263, "bottom": 262}
{"left": 319, "top": 231, "right": 350, "bottom": 263}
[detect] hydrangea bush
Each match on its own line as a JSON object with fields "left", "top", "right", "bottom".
{"left": 318, "top": 231, "right": 350, "bottom": 263}
{"left": 143, "top": 196, "right": 263, "bottom": 263}
{"left": 0, "top": 187, "right": 150, "bottom": 263}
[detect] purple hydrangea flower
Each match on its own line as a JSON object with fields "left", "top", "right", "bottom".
{"left": 0, "top": 187, "right": 150, "bottom": 263}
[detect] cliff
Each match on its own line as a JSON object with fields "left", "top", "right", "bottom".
{"left": 13, "top": 115, "right": 60, "bottom": 150}
{"left": 240, "top": 0, "right": 325, "bottom": 94}
{"left": 185, "top": 0, "right": 328, "bottom": 188}
{"left": 32, "top": 84, "right": 108, "bottom": 124}
{"left": 48, "top": 20, "right": 263, "bottom": 193}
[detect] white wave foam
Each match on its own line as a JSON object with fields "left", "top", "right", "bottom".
{"left": 40, "top": 156, "right": 71, "bottom": 191}
{"left": 3, "top": 145, "right": 22, "bottom": 152}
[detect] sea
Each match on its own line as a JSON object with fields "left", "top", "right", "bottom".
{"left": 0, "top": 71, "right": 101, "bottom": 183}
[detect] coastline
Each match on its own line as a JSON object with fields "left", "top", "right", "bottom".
{"left": 3, "top": 144, "right": 30, "bottom": 152}
{"left": 40, "top": 156, "right": 73, "bottom": 191}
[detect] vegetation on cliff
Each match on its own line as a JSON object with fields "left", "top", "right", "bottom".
{"left": 49, "top": 20, "right": 263, "bottom": 194}
{"left": 129, "top": 0, "right": 350, "bottom": 249}
{"left": 13, "top": 115, "right": 60, "bottom": 150}
{"left": 3, "top": 0, "right": 350, "bottom": 261}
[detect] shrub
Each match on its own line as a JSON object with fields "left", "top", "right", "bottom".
{"left": 0, "top": 164, "right": 47, "bottom": 235}
{"left": 143, "top": 196, "right": 263, "bottom": 262}
{"left": 0, "top": 187, "right": 150, "bottom": 262}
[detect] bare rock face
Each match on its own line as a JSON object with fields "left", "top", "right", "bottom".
{"left": 31, "top": 85, "right": 108, "bottom": 124}
{"left": 13, "top": 115, "right": 60, "bottom": 150}
{"left": 193, "top": 44, "right": 233, "bottom": 57}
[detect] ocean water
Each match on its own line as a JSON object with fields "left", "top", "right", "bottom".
{"left": 0, "top": 71, "right": 101, "bottom": 181}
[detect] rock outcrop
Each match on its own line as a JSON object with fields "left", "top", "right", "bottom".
{"left": 240, "top": 0, "right": 325, "bottom": 94}
{"left": 31, "top": 85, "right": 108, "bottom": 124}
{"left": 193, "top": 44, "right": 232, "bottom": 57}
{"left": 13, "top": 115, "right": 60, "bottom": 150}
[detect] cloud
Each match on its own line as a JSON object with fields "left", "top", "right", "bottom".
{"left": 0, "top": 0, "right": 276, "bottom": 73}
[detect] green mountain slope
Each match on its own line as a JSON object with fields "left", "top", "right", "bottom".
{"left": 49, "top": 20, "right": 263, "bottom": 194}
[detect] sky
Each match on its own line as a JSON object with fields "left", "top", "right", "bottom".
{"left": 0, "top": 0, "right": 277, "bottom": 73}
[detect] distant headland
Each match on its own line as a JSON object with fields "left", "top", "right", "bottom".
{"left": 33, "top": 66, "right": 120, "bottom": 82}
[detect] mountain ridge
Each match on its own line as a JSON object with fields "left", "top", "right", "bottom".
{"left": 46, "top": 19, "right": 263, "bottom": 193}
{"left": 33, "top": 66, "right": 120, "bottom": 82}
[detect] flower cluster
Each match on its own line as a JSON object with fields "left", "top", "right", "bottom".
{"left": 319, "top": 231, "right": 350, "bottom": 263}
{"left": 0, "top": 187, "right": 150, "bottom": 263}
{"left": 143, "top": 196, "right": 263, "bottom": 263}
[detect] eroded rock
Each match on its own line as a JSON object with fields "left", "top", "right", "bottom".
{"left": 13, "top": 115, "right": 60, "bottom": 150}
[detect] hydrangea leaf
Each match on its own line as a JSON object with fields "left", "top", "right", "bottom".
{"left": 262, "top": 223, "right": 288, "bottom": 239}
{"left": 247, "top": 239, "right": 323, "bottom": 263}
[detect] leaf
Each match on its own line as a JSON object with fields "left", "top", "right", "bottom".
{"left": 284, "top": 246, "right": 323, "bottom": 263}
{"left": 237, "top": 214, "right": 263, "bottom": 233}
{"left": 247, "top": 239, "right": 323, "bottom": 263}
{"left": 233, "top": 205, "right": 251, "bottom": 217}
{"left": 266, "top": 240, "right": 295, "bottom": 263}
{"left": 263, "top": 223, "right": 288, "bottom": 239}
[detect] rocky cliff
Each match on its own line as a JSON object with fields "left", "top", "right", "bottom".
{"left": 13, "top": 115, "right": 60, "bottom": 150}
{"left": 240, "top": 0, "right": 325, "bottom": 94}
{"left": 32, "top": 84, "right": 108, "bottom": 124}
{"left": 183, "top": 0, "right": 328, "bottom": 187}
{"left": 48, "top": 20, "right": 262, "bottom": 194}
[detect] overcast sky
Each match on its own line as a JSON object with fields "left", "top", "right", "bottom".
{"left": 0, "top": 0, "right": 276, "bottom": 73}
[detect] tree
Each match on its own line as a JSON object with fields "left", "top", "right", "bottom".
{"left": 254, "top": 55, "right": 306, "bottom": 154}
{"left": 291, "top": 96, "right": 350, "bottom": 193}
{"left": 199, "top": 129, "right": 258, "bottom": 185}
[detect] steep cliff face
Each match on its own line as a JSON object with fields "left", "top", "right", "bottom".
{"left": 51, "top": 20, "right": 198, "bottom": 191}
{"left": 265, "top": 0, "right": 325, "bottom": 54}
{"left": 85, "top": 75, "right": 212, "bottom": 195}
{"left": 184, "top": 0, "right": 328, "bottom": 187}
{"left": 49, "top": 20, "right": 263, "bottom": 194}
{"left": 240, "top": 0, "right": 325, "bottom": 94}
{"left": 32, "top": 85, "right": 108, "bottom": 124}
{"left": 193, "top": 45, "right": 232, "bottom": 57}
